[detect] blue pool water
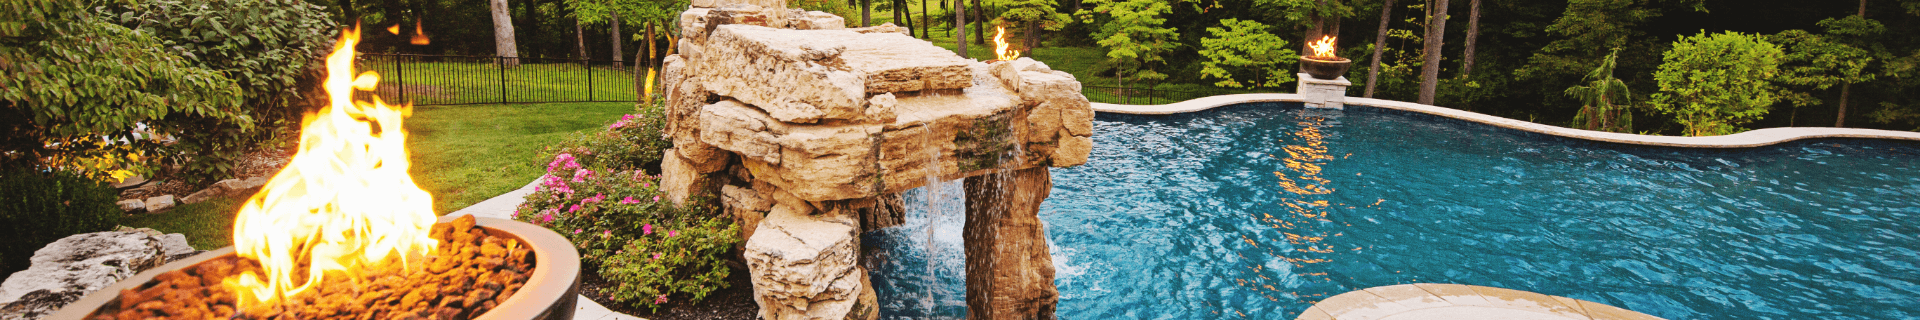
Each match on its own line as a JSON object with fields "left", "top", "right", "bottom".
{"left": 863, "top": 103, "right": 1920, "bottom": 319}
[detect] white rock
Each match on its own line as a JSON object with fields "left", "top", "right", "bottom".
{"left": 745, "top": 202, "right": 862, "bottom": 320}
{"left": 143, "top": 195, "right": 175, "bottom": 212}
{"left": 0, "top": 230, "right": 187, "bottom": 319}
{"left": 116, "top": 199, "right": 145, "bottom": 212}
{"left": 693, "top": 25, "right": 973, "bottom": 123}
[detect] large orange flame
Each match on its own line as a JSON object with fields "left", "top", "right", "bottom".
{"left": 994, "top": 25, "right": 1019, "bottom": 61}
{"left": 1308, "top": 35, "right": 1338, "bottom": 60}
{"left": 226, "top": 27, "right": 439, "bottom": 306}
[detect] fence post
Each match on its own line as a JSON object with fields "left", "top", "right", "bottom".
{"left": 587, "top": 58, "right": 594, "bottom": 102}
{"left": 498, "top": 56, "right": 508, "bottom": 104}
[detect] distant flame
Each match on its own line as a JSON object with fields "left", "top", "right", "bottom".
{"left": 1308, "top": 35, "right": 1338, "bottom": 59}
{"left": 993, "top": 26, "right": 1019, "bottom": 61}
{"left": 410, "top": 20, "right": 430, "bottom": 45}
{"left": 226, "top": 26, "right": 439, "bottom": 307}
{"left": 386, "top": 24, "right": 400, "bottom": 35}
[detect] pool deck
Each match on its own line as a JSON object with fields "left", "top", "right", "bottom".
{"left": 1093, "top": 93, "right": 1920, "bottom": 148}
{"left": 1300, "top": 284, "right": 1664, "bottom": 320}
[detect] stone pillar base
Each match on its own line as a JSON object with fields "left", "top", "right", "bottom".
{"left": 1296, "top": 73, "right": 1351, "bottom": 110}
{"left": 962, "top": 167, "right": 1059, "bottom": 320}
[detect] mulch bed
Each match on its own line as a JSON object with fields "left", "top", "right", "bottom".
{"left": 577, "top": 261, "right": 757, "bottom": 320}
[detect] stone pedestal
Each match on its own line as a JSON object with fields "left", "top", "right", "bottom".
{"left": 962, "top": 167, "right": 1058, "bottom": 320}
{"left": 1297, "top": 73, "right": 1350, "bottom": 110}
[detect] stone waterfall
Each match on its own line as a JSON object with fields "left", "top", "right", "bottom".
{"left": 657, "top": 1, "right": 1093, "bottom": 319}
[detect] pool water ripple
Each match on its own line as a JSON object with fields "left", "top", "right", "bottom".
{"left": 864, "top": 103, "right": 1919, "bottom": 319}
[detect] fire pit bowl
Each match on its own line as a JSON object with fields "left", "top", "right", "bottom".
{"left": 46, "top": 216, "right": 580, "bottom": 320}
{"left": 1299, "top": 56, "right": 1352, "bottom": 80}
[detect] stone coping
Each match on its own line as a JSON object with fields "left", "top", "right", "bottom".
{"left": 1092, "top": 93, "right": 1920, "bottom": 148}
{"left": 1298, "top": 283, "right": 1664, "bottom": 320}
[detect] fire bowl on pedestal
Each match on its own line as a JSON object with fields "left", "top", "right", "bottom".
{"left": 1300, "top": 56, "right": 1353, "bottom": 80}
{"left": 46, "top": 216, "right": 580, "bottom": 320}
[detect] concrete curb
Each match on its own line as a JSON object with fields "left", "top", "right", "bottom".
{"left": 1092, "top": 93, "right": 1920, "bottom": 148}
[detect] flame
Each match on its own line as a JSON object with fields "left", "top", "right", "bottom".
{"left": 386, "top": 23, "right": 400, "bottom": 35}
{"left": 226, "top": 26, "right": 439, "bottom": 307}
{"left": 1308, "top": 35, "right": 1338, "bottom": 59}
{"left": 993, "top": 25, "right": 1019, "bottom": 61}
{"left": 411, "top": 20, "right": 430, "bottom": 45}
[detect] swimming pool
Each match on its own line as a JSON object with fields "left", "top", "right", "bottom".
{"left": 864, "top": 102, "right": 1920, "bottom": 319}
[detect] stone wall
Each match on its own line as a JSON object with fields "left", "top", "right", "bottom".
{"left": 662, "top": 2, "right": 1091, "bottom": 319}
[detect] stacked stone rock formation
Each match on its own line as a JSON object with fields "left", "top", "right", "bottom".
{"left": 661, "top": 2, "right": 1091, "bottom": 319}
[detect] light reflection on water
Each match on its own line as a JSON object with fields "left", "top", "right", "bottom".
{"left": 864, "top": 103, "right": 1920, "bottom": 319}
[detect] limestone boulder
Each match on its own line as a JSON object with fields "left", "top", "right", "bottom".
{"left": 745, "top": 199, "right": 864, "bottom": 320}
{"left": 664, "top": 56, "right": 733, "bottom": 173}
{"left": 699, "top": 99, "right": 883, "bottom": 201}
{"left": 961, "top": 167, "right": 1059, "bottom": 320}
{"left": 660, "top": 151, "right": 721, "bottom": 205}
{"left": 720, "top": 184, "right": 773, "bottom": 243}
{"left": 693, "top": 25, "right": 973, "bottom": 123}
{"left": 116, "top": 199, "right": 144, "bottom": 212}
{"left": 143, "top": 195, "right": 175, "bottom": 212}
{"left": 0, "top": 229, "right": 195, "bottom": 319}
{"left": 785, "top": 10, "right": 846, "bottom": 30}
{"left": 846, "top": 23, "right": 908, "bottom": 35}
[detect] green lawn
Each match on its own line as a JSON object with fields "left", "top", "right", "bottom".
{"left": 406, "top": 101, "right": 634, "bottom": 215}
{"left": 122, "top": 197, "right": 243, "bottom": 250}
{"left": 364, "top": 60, "right": 640, "bottom": 106}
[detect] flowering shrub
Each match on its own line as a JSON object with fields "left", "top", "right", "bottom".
{"left": 515, "top": 105, "right": 738, "bottom": 311}
{"left": 539, "top": 103, "right": 672, "bottom": 174}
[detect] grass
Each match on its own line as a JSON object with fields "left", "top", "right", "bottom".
{"left": 406, "top": 101, "right": 634, "bottom": 215}
{"left": 121, "top": 197, "right": 243, "bottom": 250}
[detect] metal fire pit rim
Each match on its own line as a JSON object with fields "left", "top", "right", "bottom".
{"left": 43, "top": 216, "right": 581, "bottom": 320}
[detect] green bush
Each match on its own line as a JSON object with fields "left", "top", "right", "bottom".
{"left": 104, "top": 0, "right": 337, "bottom": 184}
{"left": 515, "top": 106, "right": 736, "bottom": 311}
{"left": 0, "top": 167, "right": 123, "bottom": 275}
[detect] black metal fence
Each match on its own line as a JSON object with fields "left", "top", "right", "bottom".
{"left": 356, "top": 53, "right": 641, "bottom": 106}
{"left": 1081, "top": 85, "right": 1278, "bottom": 105}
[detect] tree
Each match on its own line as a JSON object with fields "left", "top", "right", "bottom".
{"left": 1416, "top": 0, "right": 1450, "bottom": 105}
{"left": 1771, "top": 25, "right": 1874, "bottom": 127}
{"left": 490, "top": 0, "right": 521, "bottom": 66}
{"left": 994, "top": 0, "right": 1071, "bottom": 54}
{"left": 1650, "top": 31, "right": 1785, "bottom": 136}
{"left": 1076, "top": 0, "right": 1180, "bottom": 85}
{"left": 1198, "top": 19, "right": 1296, "bottom": 89}
{"left": 1364, "top": 0, "right": 1394, "bottom": 97}
{"left": 1, "top": 0, "right": 247, "bottom": 179}
{"left": 955, "top": 0, "right": 968, "bottom": 57}
{"left": 1459, "top": 0, "right": 1480, "bottom": 77}
{"left": 1565, "top": 49, "right": 1633, "bottom": 133}
{"left": 567, "top": 0, "right": 687, "bottom": 68}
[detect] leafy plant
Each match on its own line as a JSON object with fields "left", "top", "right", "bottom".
{"left": 0, "top": 0, "right": 246, "bottom": 181}
{"left": 1565, "top": 48, "right": 1634, "bottom": 133}
{"left": 0, "top": 167, "right": 123, "bottom": 275}
{"left": 1076, "top": 0, "right": 1180, "bottom": 85}
{"left": 1650, "top": 31, "right": 1785, "bottom": 136}
{"left": 1197, "top": 19, "right": 1295, "bottom": 89}
{"left": 514, "top": 108, "right": 735, "bottom": 312}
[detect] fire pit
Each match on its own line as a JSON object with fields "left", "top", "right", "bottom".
{"left": 45, "top": 215, "right": 579, "bottom": 320}
{"left": 1299, "top": 35, "right": 1351, "bottom": 80}
{"left": 43, "top": 26, "right": 580, "bottom": 320}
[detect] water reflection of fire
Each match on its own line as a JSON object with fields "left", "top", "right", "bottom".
{"left": 1307, "top": 35, "right": 1338, "bottom": 60}
{"left": 226, "top": 26, "right": 440, "bottom": 307}
{"left": 993, "top": 25, "right": 1020, "bottom": 61}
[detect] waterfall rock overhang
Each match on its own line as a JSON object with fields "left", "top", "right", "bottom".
{"left": 663, "top": 4, "right": 1091, "bottom": 320}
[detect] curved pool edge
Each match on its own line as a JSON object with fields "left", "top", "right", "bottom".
{"left": 1091, "top": 93, "right": 1920, "bottom": 148}
{"left": 1301, "top": 284, "right": 1665, "bottom": 320}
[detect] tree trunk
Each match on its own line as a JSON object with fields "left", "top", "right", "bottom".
{"left": 489, "top": 0, "right": 519, "bottom": 67}
{"left": 1365, "top": 0, "right": 1394, "bottom": 98}
{"left": 575, "top": 19, "right": 588, "bottom": 61}
{"left": 955, "top": 0, "right": 967, "bottom": 58}
{"left": 1859, "top": 0, "right": 1867, "bottom": 16}
{"left": 921, "top": 0, "right": 930, "bottom": 38}
{"left": 340, "top": 0, "right": 356, "bottom": 24}
{"left": 1303, "top": 0, "right": 1329, "bottom": 57}
{"left": 646, "top": 22, "right": 657, "bottom": 67}
{"left": 862, "top": 0, "right": 872, "bottom": 26}
{"left": 972, "top": 0, "right": 985, "bottom": 45}
{"left": 1461, "top": 0, "right": 1480, "bottom": 77}
{"left": 1836, "top": 82, "right": 1851, "bottom": 127}
{"left": 1417, "top": 0, "right": 1449, "bottom": 105}
{"left": 611, "top": 11, "right": 624, "bottom": 69}
{"left": 1025, "top": 20, "right": 1038, "bottom": 53}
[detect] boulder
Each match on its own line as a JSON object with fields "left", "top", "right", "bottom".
{"left": 692, "top": 25, "right": 973, "bottom": 123}
{"left": 180, "top": 185, "right": 226, "bottom": 204}
{"left": 720, "top": 184, "right": 773, "bottom": 243}
{"left": 744, "top": 200, "right": 864, "bottom": 320}
{"left": 116, "top": 199, "right": 145, "bottom": 213}
{"left": 961, "top": 167, "right": 1058, "bottom": 320}
{"left": 699, "top": 99, "right": 883, "bottom": 201}
{"left": 143, "top": 195, "right": 175, "bottom": 213}
{"left": 0, "top": 229, "right": 195, "bottom": 319}
{"left": 846, "top": 23, "right": 908, "bottom": 35}
{"left": 785, "top": 10, "right": 846, "bottom": 30}
{"left": 659, "top": 151, "right": 721, "bottom": 206}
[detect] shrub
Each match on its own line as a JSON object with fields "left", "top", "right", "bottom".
{"left": 0, "top": 167, "right": 123, "bottom": 275}
{"left": 515, "top": 108, "right": 736, "bottom": 312}
{"left": 1650, "top": 31, "right": 1785, "bottom": 136}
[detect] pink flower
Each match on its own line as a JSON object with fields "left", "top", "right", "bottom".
{"left": 653, "top": 195, "right": 660, "bottom": 202}
{"left": 573, "top": 229, "right": 582, "bottom": 234}
{"left": 572, "top": 168, "right": 594, "bottom": 183}
{"left": 619, "top": 196, "right": 640, "bottom": 204}
{"left": 622, "top": 114, "right": 637, "bottom": 122}
{"left": 654, "top": 294, "right": 668, "bottom": 304}
{"left": 609, "top": 121, "right": 627, "bottom": 129}
{"left": 668, "top": 230, "right": 678, "bottom": 237}
{"left": 568, "top": 204, "right": 582, "bottom": 213}
{"left": 643, "top": 224, "right": 653, "bottom": 235}
{"left": 547, "top": 153, "right": 575, "bottom": 173}
{"left": 539, "top": 213, "right": 554, "bottom": 223}
{"left": 583, "top": 193, "right": 606, "bottom": 204}
{"left": 652, "top": 253, "right": 662, "bottom": 260}
{"left": 603, "top": 230, "right": 612, "bottom": 236}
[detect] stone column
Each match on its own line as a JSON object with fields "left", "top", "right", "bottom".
{"left": 1297, "top": 73, "right": 1351, "bottom": 110}
{"left": 962, "top": 167, "right": 1058, "bottom": 320}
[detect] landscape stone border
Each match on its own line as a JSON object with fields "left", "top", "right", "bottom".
{"left": 1092, "top": 93, "right": 1920, "bottom": 148}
